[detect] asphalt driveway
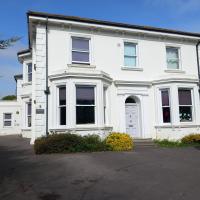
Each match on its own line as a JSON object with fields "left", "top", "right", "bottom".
{"left": 0, "top": 136, "right": 200, "bottom": 200}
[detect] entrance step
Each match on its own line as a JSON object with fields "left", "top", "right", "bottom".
{"left": 134, "top": 138, "right": 157, "bottom": 148}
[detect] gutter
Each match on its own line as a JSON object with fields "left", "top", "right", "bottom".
{"left": 196, "top": 41, "right": 200, "bottom": 92}
{"left": 44, "top": 17, "right": 50, "bottom": 136}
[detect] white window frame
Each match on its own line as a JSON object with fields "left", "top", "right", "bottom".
{"left": 178, "top": 88, "right": 194, "bottom": 123}
{"left": 123, "top": 41, "right": 139, "bottom": 68}
{"left": 3, "top": 113, "right": 12, "bottom": 127}
{"left": 57, "top": 85, "right": 67, "bottom": 126}
{"left": 75, "top": 84, "right": 96, "bottom": 125}
{"left": 103, "top": 86, "right": 108, "bottom": 125}
{"left": 166, "top": 46, "right": 181, "bottom": 70}
{"left": 160, "top": 88, "right": 172, "bottom": 124}
{"left": 71, "top": 36, "right": 91, "bottom": 65}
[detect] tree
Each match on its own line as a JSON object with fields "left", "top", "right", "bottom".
{"left": 0, "top": 37, "right": 21, "bottom": 49}
{"left": 1, "top": 95, "right": 16, "bottom": 100}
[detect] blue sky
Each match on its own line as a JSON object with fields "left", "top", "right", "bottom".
{"left": 1, "top": 0, "right": 200, "bottom": 98}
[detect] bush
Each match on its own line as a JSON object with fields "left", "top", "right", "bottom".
{"left": 181, "top": 134, "right": 200, "bottom": 144}
{"left": 154, "top": 139, "right": 184, "bottom": 147}
{"left": 34, "top": 133, "right": 110, "bottom": 154}
{"left": 105, "top": 132, "right": 133, "bottom": 151}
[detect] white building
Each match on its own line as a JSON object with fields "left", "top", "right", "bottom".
{"left": 1, "top": 11, "right": 200, "bottom": 143}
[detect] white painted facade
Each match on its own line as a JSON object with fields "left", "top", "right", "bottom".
{"left": 2, "top": 11, "right": 200, "bottom": 143}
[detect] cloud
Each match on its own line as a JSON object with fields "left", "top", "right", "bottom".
{"left": 145, "top": 0, "right": 200, "bottom": 15}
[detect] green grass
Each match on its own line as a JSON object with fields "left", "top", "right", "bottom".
{"left": 154, "top": 139, "right": 200, "bottom": 148}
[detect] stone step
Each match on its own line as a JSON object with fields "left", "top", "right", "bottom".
{"left": 133, "top": 138, "right": 157, "bottom": 147}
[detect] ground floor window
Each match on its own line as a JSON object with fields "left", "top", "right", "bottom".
{"left": 161, "top": 89, "right": 171, "bottom": 123}
{"left": 27, "top": 102, "right": 32, "bottom": 127}
{"left": 178, "top": 88, "right": 193, "bottom": 122}
{"left": 3, "top": 113, "right": 12, "bottom": 127}
{"left": 58, "top": 86, "right": 66, "bottom": 125}
{"left": 76, "top": 85, "right": 95, "bottom": 124}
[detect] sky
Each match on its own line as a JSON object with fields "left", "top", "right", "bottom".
{"left": 1, "top": 0, "right": 200, "bottom": 98}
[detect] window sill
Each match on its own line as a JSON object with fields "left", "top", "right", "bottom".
{"left": 22, "top": 82, "right": 32, "bottom": 87}
{"left": 68, "top": 64, "right": 96, "bottom": 69}
{"left": 164, "top": 69, "right": 185, "bottom": 74}
{"left": 121, "top": 67, "right": 143, "bottom": 71}
{"left": 155, "top": 123, "right": 198, "bottom": 128}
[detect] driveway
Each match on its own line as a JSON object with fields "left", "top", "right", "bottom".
{"left": 0, "top": 136, "right": 200, "bottom": 200}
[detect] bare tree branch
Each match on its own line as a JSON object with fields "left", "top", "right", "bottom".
{"left": 0, "top": 37, "right": 21, "bottom": 49}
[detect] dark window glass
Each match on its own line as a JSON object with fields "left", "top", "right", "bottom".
{"left": 27, "top": 63, "right": 32, "bottom": 82}
{"left": 4, "top": 121, "right": 11, "bottom": 126}
{"left": 4, "top": 113, "right": 11, "bottom": 119}
{"left": 162, "top": 107, "right": 171, "bottom": 123}
{"left": 59, "top": 87, "right": 66, "bottom": 106}
{"left": 125, "top": 97, "right": 136, "bottom": 103}
{"left": 76, "top": 106, "right": 95, "bottom": 124}
{"left": 178, "top": 89, "right": 192, "bottom": 105}
{"left": 161, "top": 89, "right": 171, "bottom": 123}
{"left": 27, "top": 103, "right": 32, "bottom": 127}
{"left": 76, "top": 86, "right": 95, "bottom": 105}
{"left": 28, "top": 103, "right": 32, "bottom": 115}
{"left": 179, "top": 106, "right": 192, "bottom": 122}
{"left": 72, "top": 38, "right": 89, "bottom": 51}
{"left": 72, "top": 52, "right": 89, "bottom": 63}
{"left": 60, "top": 107, "right": 66, "bottom": 125}
{"left": 76, "top": 86, "right": 95, "bottom": 124}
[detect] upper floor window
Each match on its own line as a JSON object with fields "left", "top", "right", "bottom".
{"left": 27, "top": 63, "right": 32, "bottom": 82}
{"left": 161, "top": 89, "right": 171, "bottom": 123}
{"left": 72, "top": 37, "right": 90, "bottom": 64}
{"left": 178, "top": 89, "right": 193, "bottom": 122}
{"left": 76, "top": 85, "right": 95, "bottom": 124}
{"left": 3, "top": 113, "right": 12, "bottom": 127}
{"left": 166, "top": 47, "right": 180, "bottom": 70}
{"left": 124, "top": 42, "right": 137, "bottom": 67}
{"left": 58, "top": 86, "right": 66, "bottom": 126}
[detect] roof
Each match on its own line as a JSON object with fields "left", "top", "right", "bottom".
{"left": 17, "top": 49, "right": 31, "bottom": 56}
{"left": 14, "top": 74, "right": 23, "bottom": 81}
{"left": 27, "top": 10, "right": 200, "bottom": 38}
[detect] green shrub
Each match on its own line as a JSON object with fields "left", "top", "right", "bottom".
{"left": 105, "top": 132, "right": 133, "bottom": 151}
{"left": 34, "top": 133, "right": 110, "bottom": 154}
{"left": 181, "top": 134, "right": 200, "bottom": 144}
{"left": 154, "top": 139, "right": 184, "bottom": 147}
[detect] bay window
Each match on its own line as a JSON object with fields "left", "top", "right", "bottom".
{"left": 178, "top": 89, "right": 193, "bottom": 122}
{"left": 124, "top": 42, "right": 137, "bottom": 67}
{"left": 161, "top": 89, "right": 171, "bottom": 123}
{"left": 76, "top": 86, "right": 95, "bottom": 124}
{"left": 58, "top": 86, "right": 66, "bottom": 125}
{"left": 3, "top": 113, "right": 12, "bottom": 127}
{"left": 103, "top": 87, "right": 107, "bottom": 124}
{"left": 166, "top": 47, "right": 180, "bottom": 69}
{"left": 72, "top": 37, "right": 90, "bottom": 64}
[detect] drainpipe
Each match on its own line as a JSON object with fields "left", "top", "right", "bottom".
{"left": 196, "top": 41, "right": 200, "bottom": 92}
{"left": 44, "top": 17, "right": 50, "bottom": 136}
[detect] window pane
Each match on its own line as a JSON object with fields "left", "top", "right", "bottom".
{"left": 124, "top": 43, "right": 136, "bottom": 56}
{"left": 59, "top": 87, "right": 66, "bottom": 106}
{"left": 72, "top": 51, "right": 89, "bottom": 63}
{"left": 166, "top": 47, "right": 179, "bottom": 59}
{"left": 72, "top": 38, "right": 89, "bottom": 51}
{"left": 167, "top": 60, "right": 179, "bottom": 69}
{"left": 60, "top": 107, "right": 66, "bottom": 125}
{"left": 76, "top": 106, "right": 95, "bottom": 124}
{"left": 124, "top": 56, "right": 136, "bottom": 67}
{"left": 4, "top": 113, "right": 11, "bottom": 120}
{"left": 162, "top": 107, "right": 171, "bottom": 123}
{"left": 28, "top": 116, "right": 31, "bottom": 127}
{"left": 179, "top": 106, "right": 192, "bottom": 122}
{"left": 161, "top": 90, "right": 169, "bottom": 106}
{"left": 178, "top": 89, "right": 192, "bottom": 105}
{"left": 4, "top": 121, "right": 11, "bottom": 126}
{"left": 28, "top": 73, "right": 32, "bottom": 82}
{"left": 27, "top": 103, "right": 32, "bottom": 115}
{"left": 76, "top": 86, "right": 94, "bottom": 105}
{"left": 28, "top": 64, "right": 32, "bottom": 73}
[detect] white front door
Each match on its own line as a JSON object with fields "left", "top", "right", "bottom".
{"left": 125, "top": 104, "right": 140, "bottom": 138}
